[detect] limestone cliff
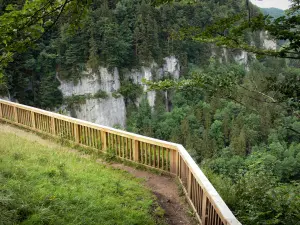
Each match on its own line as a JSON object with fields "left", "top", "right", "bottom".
{"left": 58, "top": 56, "right": 180, "bottom": 127}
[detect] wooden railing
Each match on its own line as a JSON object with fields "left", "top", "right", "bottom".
{"left": 0, "top": 99, "right": 241, "bottom": 225}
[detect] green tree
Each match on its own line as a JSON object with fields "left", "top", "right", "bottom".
{"left": 0, "top": 0, "right": 90, "bottom": 74}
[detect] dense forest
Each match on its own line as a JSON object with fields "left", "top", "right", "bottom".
{"left": 1, "top": 0, "right": 257, "bottom": 108}
{"left": 129, "top": 58, "right": 300, "bottom": 224}
{"left": 0, "top": 0, "right": 299, "bottom": 224}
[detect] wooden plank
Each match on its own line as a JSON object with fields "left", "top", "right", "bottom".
{"left": 51, "top": 117, "right": 55, "bottom": 135}
{"left": 25, "top": 110, "right": 28, "bottom": 126}
{"left": 22, "top": 109, "right": 25, "bottom": 125}
{"left": 94, "top": 129, "right": 98, "bottom": 148}
{"left": 117, "top": 135, "right": 121, "bottom": 157}
{"left": 86, "top": 127, "right": 90, "bottom": 147}
{"left": 2, "top": 104, "right": 5, "bottom": 119}
{"left": 74, "top": 124, "right": 79, "bottom": 143}
{"left": 2, "top": 104, "right": 5, "bottom": 118}
{"left": 18, "top": 109, "right": 21, "bottom": 124}
{"left": 113, "top": 134, "right": 116, "bottom": 154}
{"left": 13, "top": 106, "right": 18, "bottom": 123}
{"left": 188, "top": 170, "right": 192, "bottom": 198}
{"left": 158, "top": 146, "right": 161, "bottom": 169}
{"left": 110, "top": 134, "right": 113, "bottom": 152}
{"left": 202, "top": 194, "right": 207, "bottom": 225}
{"left": 125, "top": 138, "right": 128, "bottom": 159}
{"left": 101, "top": 130, "right": 107, "bottom": 151}
{"left": 91, "top": 128, "right": 95, "bottom": 148}
{"left": 67, "top": 121, "right": 71, "bottom": 140}
{"left": 129, "top": 139, "right": 132, "bottom": 160}
{"left": 197, "top": 184, "right": 201, "bottom": 214}
{"left": 46, "top": 115, "right": 49, "bottom": 133}
{"left": 22, "top": 110, "right": 25, "bottom": 124}
{"left": 38, "top": 114, "right": 42, "bottom": 131}
{"left": 166, "top": 148, "right": 170, "bottom": 172}
{"left": 0, "top": 103, "right": 2, "bottom": 118}
{"left": 143, "top": 142, "right": 146, "bottom": 165}
{"left": 122, "top": 136, "right": 125, "bottom": 158}
{"left": 4, "top": 105, "right": 8, "bottom": 119}
{"left": 40, "top": 114, "right": 43, "bottom": 131}
{"left": 84, "top": 126, "right": 88, "bottom": 146}
{"left": 133, "top": 140, "right": 139, "bottom": 162}
{"left": 162, "top": 147, "right": 165, "bottom": 170}
{"left": 170, "top": 149, "right": 178, "bottom": 175}
{"left": 31, "top": 111, "right": 36, "bottom": 129}
{"left": 153, "top": 145, "right": 156, "bottom": 168}
{"left": 148, "top": 144, "right": 150, "bottom": 165}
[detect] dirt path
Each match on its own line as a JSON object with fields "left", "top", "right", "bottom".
{"left": 108, "top": 163, "right": 196, "bottom": 225}
{"left": 0, "top": 123, "right": 197, "bottom": 225}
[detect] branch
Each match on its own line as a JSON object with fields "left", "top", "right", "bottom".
{"left": 238, "top": 84, "right": 277, "bottom": 103}
{"left": 286, "top": 126, "right": 300, "bottom": 136}
{"left": 16, "top": 0, "right": 55, "bottom": 32}
{"left": 227, "top": 95, "right": 259, "bottom": 113}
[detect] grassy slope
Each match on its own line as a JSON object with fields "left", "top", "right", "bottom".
{"left": 0, "top": 132, "right": 158, "bottom": 225}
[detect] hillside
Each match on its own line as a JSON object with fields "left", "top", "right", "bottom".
{"left": 261, "top": 7, "right": 285, "bottom": 18}
{"left": 0, "top": 131, "right": 162, "bottom": 225}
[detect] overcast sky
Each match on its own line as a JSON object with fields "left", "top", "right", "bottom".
{"left": 250, "top": 0, "right": 291, "bottom": 10}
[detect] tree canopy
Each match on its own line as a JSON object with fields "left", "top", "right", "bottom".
{"left": 0, "top": 0, "right": 90, "bottom": 74}
{"left": 154, "top": 0, "right": 300, "bottom": 59}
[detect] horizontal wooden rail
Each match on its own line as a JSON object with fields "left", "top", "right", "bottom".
{"left": 0, "top": 99, "right": 241, "bottom": 225}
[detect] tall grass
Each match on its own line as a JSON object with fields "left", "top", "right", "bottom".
{"left": 0, "top": 132, "right": 159, "bottom": 225}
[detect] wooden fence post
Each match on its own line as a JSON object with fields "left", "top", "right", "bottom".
{"left": 31, "top": 111, "right": 36, "bottom": 129}
{"left": 13, "top": 106, "right": 18, "bottom": 122}
{"left": 101, "top": 130, "right": 107, "bottom": 151}
{"left": 201, "top": 193, "right": 207, "bottom": 225}
{"left": 74, "top": 124, "right": 80, "bottom": 143}
{"left": 170, "top": 149, "right": 178, "bottom": 175}
{"left": 50, "top": 117, "right": 55, "bottom": 135}
{"left": 133, "top": 140, "right": 139, "bottom": 162}
{"left": 0, "top": 103, "right": 2, "bottom": 119}
{"left": 188, "top": 170, "right": 192, "bottom": 198}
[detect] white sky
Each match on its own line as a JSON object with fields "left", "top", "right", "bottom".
{"left": 250, "top": 0, "right": 291, "bottom": 10}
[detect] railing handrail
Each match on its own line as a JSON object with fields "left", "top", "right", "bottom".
{"left": 0, "top": 99, "right": 178, "bottom": 149}
{"left": 0, "top": 98, "right": 241, "bottom": 225}
{"left": 177, "top": 145, "right": 240, "bottom": 224}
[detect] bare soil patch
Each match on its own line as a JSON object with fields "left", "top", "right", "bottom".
{"left": 109, "top": 163, "right": 197, "bottom": 225}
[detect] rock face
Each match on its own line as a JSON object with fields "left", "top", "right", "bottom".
{"left": 128, "top": 56, "right": 180, "bottom": 108}
{"left": 163, "top": 56, "right": 180, "bottom": 79}
{"left": 58, "top": 67, "right": 126, "bottom": 127}
{"left": 128, "top": 65, "right": 157, "bottom": 108}
{"left": 234, "top": 50, "right": 249, "bottom": 65}
{"left": 260, "top": 31, "right": 277, "bottom": 50}
{"left": 58, "top": 56, "right": 180, "bottom": 127}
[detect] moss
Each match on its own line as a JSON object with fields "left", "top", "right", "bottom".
{"left": 93, "top": 90, "right": 109, "bottom": 99}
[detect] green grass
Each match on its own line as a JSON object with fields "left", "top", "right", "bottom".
{"left": 0, "top": 132, "right": 160, "bottom": 225}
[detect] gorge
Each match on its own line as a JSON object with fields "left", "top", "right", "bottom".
{"left": 1, "top": 1, "right": 299, "bottom": 224}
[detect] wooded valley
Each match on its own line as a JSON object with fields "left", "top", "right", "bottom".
{"left": 0, "top": 0, "right": 299, "bottom": 224}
